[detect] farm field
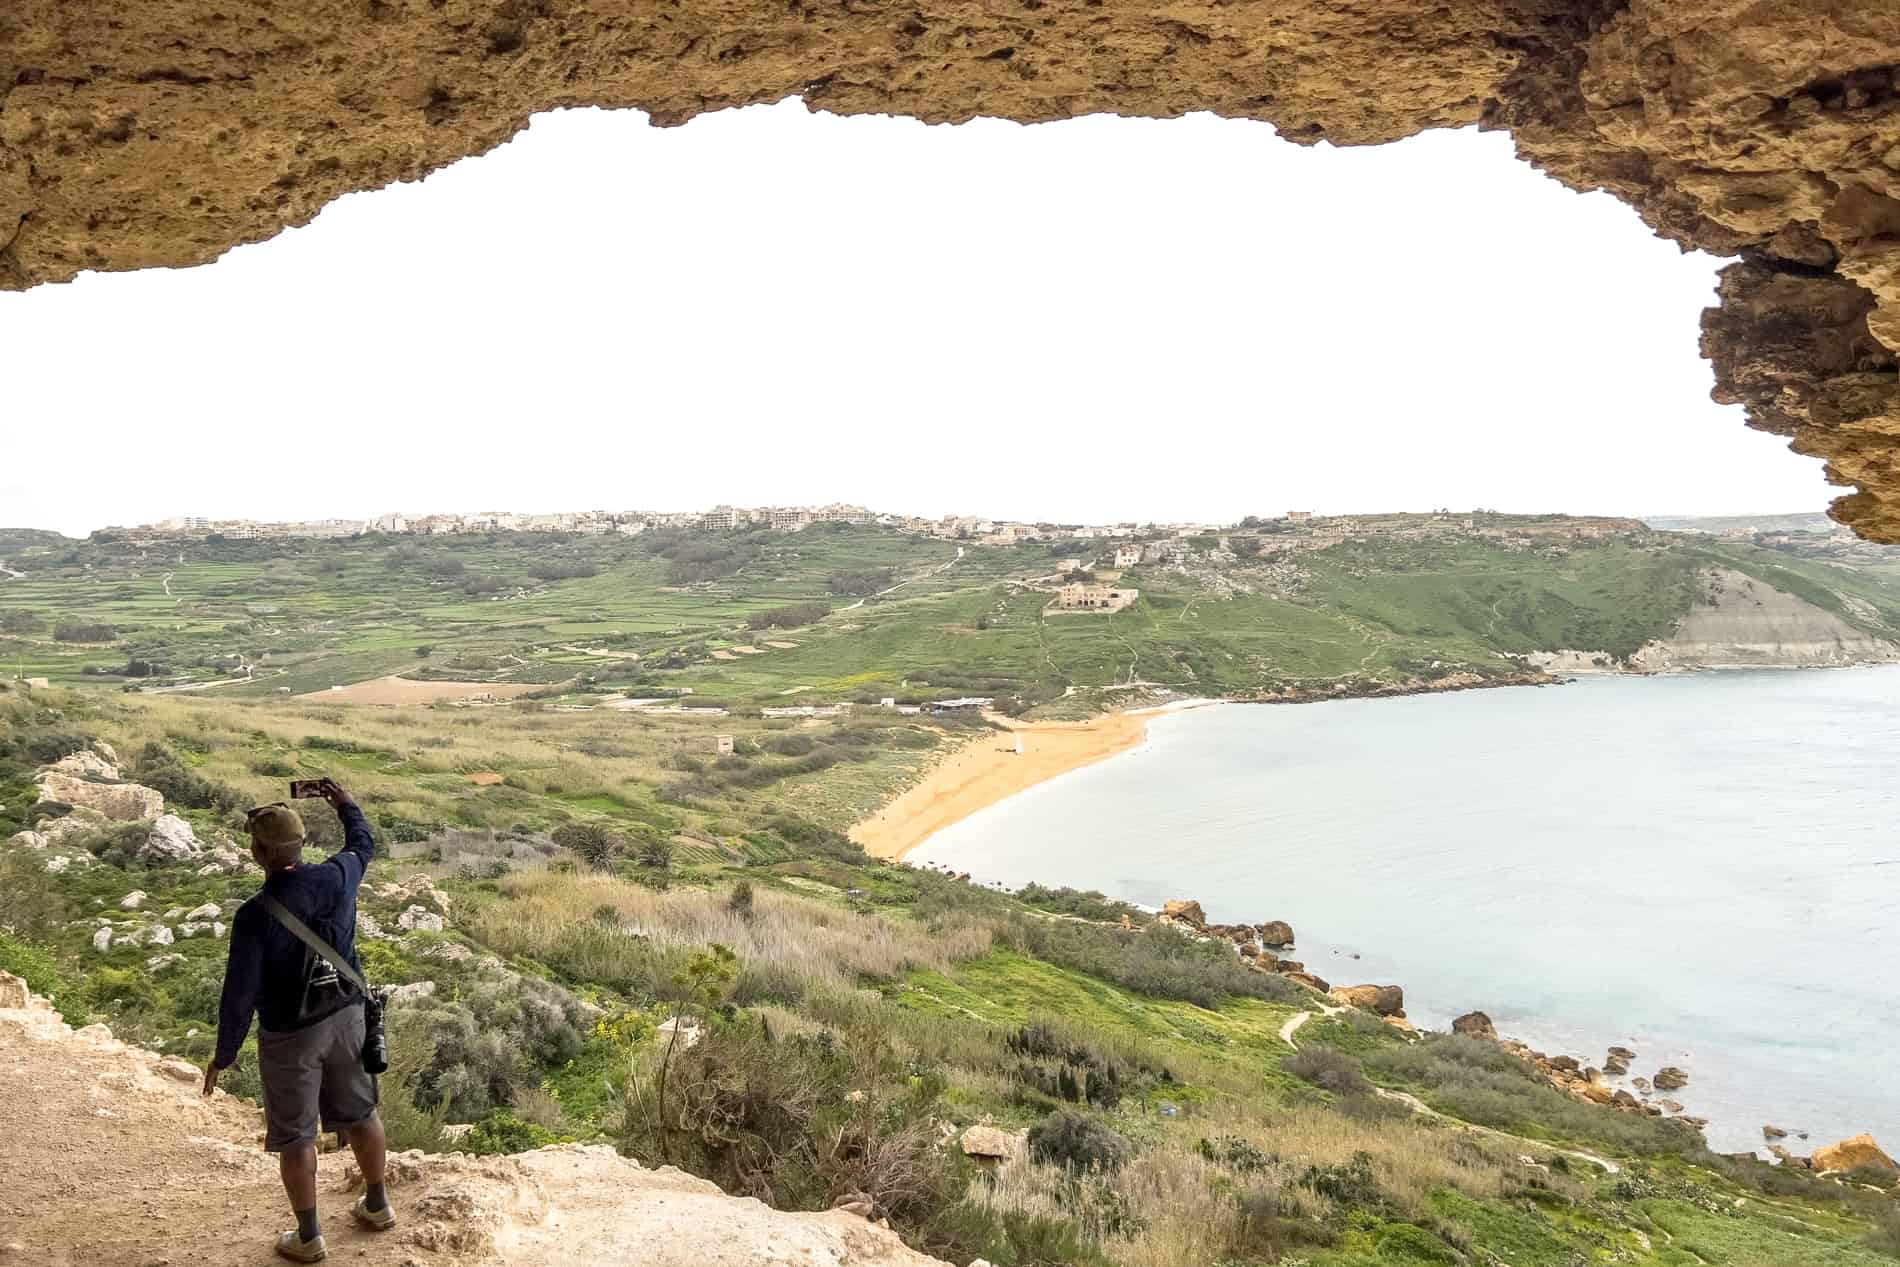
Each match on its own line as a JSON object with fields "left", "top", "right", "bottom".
{"left": 8, "top": 519, "right": 1899, "bottom": 715}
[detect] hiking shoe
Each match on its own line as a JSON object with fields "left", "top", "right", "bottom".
{"left": 351, "top": 1194, "right": 397, "bottom": 1231}
{"left": 274, "top": 1230, "right": 327, "bottom": 1262}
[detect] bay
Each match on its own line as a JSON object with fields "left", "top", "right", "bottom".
{"left": 911, "top": 669, "right": 1900, "bottom": 1155}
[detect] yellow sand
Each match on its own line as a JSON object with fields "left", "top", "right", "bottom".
{"left": 851, "top": 711, "right": 1156, "bottom": 860}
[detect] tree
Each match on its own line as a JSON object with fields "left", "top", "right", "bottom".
{"left": 551, "top": 822, "right": 617, "bottom": 870}
{"left": 655, "top": 944, "right": 737, "bottom": 1163}
{"left": 415, "top": 645, "right": 434, "bottom": 658}
{"left": 0, "top": 609, "right": 40, "bottom": 633}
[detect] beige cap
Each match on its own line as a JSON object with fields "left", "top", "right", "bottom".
{"left": 245, "top": 803, "right": 306, "bottom": 849}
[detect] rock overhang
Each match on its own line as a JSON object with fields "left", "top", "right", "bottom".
{"left": 3, "top": 1, "right": 1898, "bottom": 538}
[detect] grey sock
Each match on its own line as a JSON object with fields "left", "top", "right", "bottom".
{"left": 294, "top": 1206, "right": 320, "bottom": 1243}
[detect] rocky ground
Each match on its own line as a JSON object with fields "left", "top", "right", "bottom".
{"left": 0, "top": 976, "right": 948, "bottom": 1267}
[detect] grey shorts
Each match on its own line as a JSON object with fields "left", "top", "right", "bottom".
{"left": 257, "top": 1002, "right": 379, "bottom": 1151}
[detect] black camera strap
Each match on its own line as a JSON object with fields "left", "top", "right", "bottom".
{"left": 261, "top": 895, "right": 371, "bottom": 996}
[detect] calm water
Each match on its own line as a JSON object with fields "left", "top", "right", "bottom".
{"left": 913, "top": 670, "right": 1900, "bottom": 1154}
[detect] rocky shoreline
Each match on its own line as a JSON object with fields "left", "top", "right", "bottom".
{"left": 1151, "top": 895, "right": 1898, "bottom": 1180}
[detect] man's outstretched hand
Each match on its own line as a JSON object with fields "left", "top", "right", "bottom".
{"left": 202, "top": 1060, "right": 225, "bottom": 1097}
{"left": 316, "top": 778, "right": 356, "bottom": 811}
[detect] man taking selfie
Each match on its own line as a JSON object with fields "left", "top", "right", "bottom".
{"left": 204, "top": 777, "right": 393, "bottom": 1262}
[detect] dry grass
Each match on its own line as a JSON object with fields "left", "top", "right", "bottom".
{"left": 468, "top": 871, "right": 992, "bottom": 1000}
{"left": 964, "top": 1102, "right": 1579, "bottom": 1267}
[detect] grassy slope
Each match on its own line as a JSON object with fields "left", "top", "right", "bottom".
{"left": 3, "top": 686, "right": 1894, "bottom": 1267}
{"left": 21, "top": 521, "right": 1896, "bottom": 704}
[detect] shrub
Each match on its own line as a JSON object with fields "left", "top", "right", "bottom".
{"left": 1027, "top": 1109, "right": 1130, "bottom": 1174}
{"left": 748, "top": 602, "right": 828, "bottom": 630}
{"left": 128, "top": 742, "right": 245, "bottom": 815}
{"left": 465, "top": 1110, "right": 564, "bottom": 1155}
{"left": 727, "top": 881, "right": 754, "bottom": 919}
{"left": 634, "top": 834, "right": 674, "bottom": 870}
{"left": 53, "top": 621, "right": 117, "bottom": 642}
{"left": 551, "top": 822, "right": 619, "bottom": 871}
{"left": 1284, "top": 1045, "right": 1371, "bottom": 1097}
{"left": 996, "top": 918, "right": 1303, "bottom": 1009}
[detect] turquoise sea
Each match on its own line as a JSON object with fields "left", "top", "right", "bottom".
{"left": 911, "top": 670, "right": 1900, "bottom": 1155}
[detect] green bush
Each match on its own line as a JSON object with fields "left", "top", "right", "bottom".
{"left": 1027, "top": 1109, "right": 1130, "bottom": 1174}
{"left": 465, "top": 1109, "right": 564, "bottom": 1155}
{"left": 1284, "top": 1045, "right": 1371, "bottom": 1096}
{"left": 997, "top": 919, "right": 1303, "bottom": 1010}
{"left": 131, "top": 742, "right": 246, "bottom": 815}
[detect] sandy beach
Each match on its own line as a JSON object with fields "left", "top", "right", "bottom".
{"left": 851, "top": 705, "right": 1201, "bottom": 860}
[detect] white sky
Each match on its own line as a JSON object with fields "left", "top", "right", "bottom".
{"left": 1, "top": 101, "right": 1829, "bottom": 538}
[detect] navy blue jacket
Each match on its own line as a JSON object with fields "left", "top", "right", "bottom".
{"left": 214, "top": 803, "right": 377, "bottom": 1068}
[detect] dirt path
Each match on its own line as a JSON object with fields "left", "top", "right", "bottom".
{"left": 1278, "top": 1002, "right": 1347, "bottom": 1048}
{"left": 0, "top": 990, "right": 943, "bottom": 1266}
{"left": 841, "top": 549, "right": 962, "bottom": 611}
{"left": 295, "top": 675, "right": 544, "bottom": 704}
{"left": 1370, "top": 1087, "right": 1623, "bottom": 1176}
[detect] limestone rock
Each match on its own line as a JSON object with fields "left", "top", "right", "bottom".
{"left": 146, "top": 925, "right": 174, "bottom": 947}
{"left": 1603, "top": 1051, "right": 1630, "bottom": 1075}
{"left": 10, "top": 1, "right": 1900, "bottom": 538}
{"left": 0, "top": 971, "right": 28, "bottom": 1009}
{"left": 35, "top": 771, "right": 162, "bottom": 822}
{"left": 155, "top": 1057, "right": 200, "bottom": 1083}
{"left": 1811, "top": 1134, "right": 1899, "bottom": 1176}
{"left": 357, "top": 911, "right": 389, "bottom": 941}
{"left": 388, "top": 981, "right": 438, "bottom": 1007}
{"left": 42, "top": 749, "right": 120, "bottom": 781}
{"left": 1451, "top": 1011, "right": 1497, "bottom": 1041}
{"left": 1763, "top": 1125, "right": 1788, "bottom": 1140}
{"left": 1652, "top": 1066, "right": 1689, "bottom": 1091}
{"left": 1160, "top": 899, "right": 1205, "bottom": 927}
{"left": 397, "top": 905, "right": 446, "bottom": 933}
{"left": 145, "top": 953, "right": 186, "bottom": 972}
{"left": 1330, "top": 984, "right": 1404, "bottom": 1017}
{"left": 118, "top": 890, "right": 146, "bottom": 911}
{"left": 6, "top": 830, "right": 49, "bottom": 850}
{"left": 137, "top": 815, "right": 202, "bottom": 863}
{"left": 184, "top": 903, "right": 221, "bottom": 922}
{"left": 1282, "top": 971, "right": 1330, "bottom": 993}
{"left": 958, "top": 1125, "right": 1022, "bottom": 1164}
{"left": 1258, "top": 921, "right": 1295, "bottom": 948}
{"left": 91, "top": 927, "right": 113, "bottom": 953}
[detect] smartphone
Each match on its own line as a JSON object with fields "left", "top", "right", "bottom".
{"left": 289, "top": 779, "right": 328, "bottom": 799}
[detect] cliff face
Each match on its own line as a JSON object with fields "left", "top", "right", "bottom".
{"left": 1634, "top": 566, "right": 1900, "bottom": 669}
{"left": 4, "top": 3, "right": 1900, "bottom": 537}
{"left": 1531, "top": 565, "right": 1900, "bottom": 671}
{"left": 0, "top": 975, "right": 946, "bottom": 1267}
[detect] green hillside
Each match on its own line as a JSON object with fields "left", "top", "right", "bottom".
{"left": 8, "top": 517, "right": 1896, "bottom": 709}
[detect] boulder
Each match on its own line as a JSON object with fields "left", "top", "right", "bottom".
{"left": 145, "top": 953, "right": 187, "bottom": 972}
{"left": 1331, "top": 984, "right": 1404, "bottom": 1017}
{"left": 1607, "top": 1045, "right": 1635, "bottom": 1061}
{"left": 1577, "top": 1083, "right": 1614, "bottom": 1105}
{"left": 1768, "top": 1144, "right": 1811, "bottom": 1168}
{"left": 1631, "top": 1077, "right": 1651, "bottom": 1094}
{"left": 119, "top": 890, "right": 147, "bottom": 911}
{"left": 0, "top": 970, "right": 29, "bottom": 1009}
{"left": 184, "top": 903, "right": 221, "bottom": 921}
{"left": 357, "top": 911, "right": 389, "bottom": 941}
{"left": 397, "top": 905, "right": 446, "bottom": 933}
{"left": 1451, "top": 1011, "right": 1497, "bottom": 1041}
{"left": 1603, "top": 1052, "right": 1630, "bottom": 1075}
{"left": 1610, "top": 1090, "right": 1641, "bottom": 1110}
{"left": 1546, "top": 1055, "right": 1581, "bottom": 1075}
{"left": 1381, "top": 1014, "right": 1416, "bottom": 1034}
{"left": 42, "top": 749, "right": 120, "bottom": 781}
{"left": 146, "top": 925, "right": 174, "bottom": 947}
{"left": 1257, "top": 920, "right": 1295, "bottom": 948}
{"left": 44, "top": 855, "right": 72, "bottom": 874}
{"left": 1763, "top": 1125, "right": 1788, "bottom": 1141}
{"left": 1282, "top": 971, "right": 1330, "bottom": 993}
{"left": 35, "top": 770, "right": 163, "bottom": 822}
{"left": 388, "top": 981, "right": 438, "bottom": 1007}
{"left": 1811, "top": 1134, "right": 1899, "bottom": 1176}
{"left": 1652, "top": 1066, "right": 1689, "bottom": 1091}
{"left": 958, "top": 1125, "right": 1022, "bottom": 1164}
{"left": 1161, "top": 899, "right": 1206, "bottom": 927}
{"left": 1658, "top": 1099, "right": 1685, "bottom": 1114}
{"left": 137, "top": 814, "right": 202, "bottom": 863}
{"left": 6, "top": 830, "right": 49, "bottom": 850}
{"left": 92, "top": 927, "right": 113, "bottom": 953}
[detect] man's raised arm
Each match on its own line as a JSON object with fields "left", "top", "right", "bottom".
{"left": 319, "top": 779, "right": 376, "bottom": 889}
